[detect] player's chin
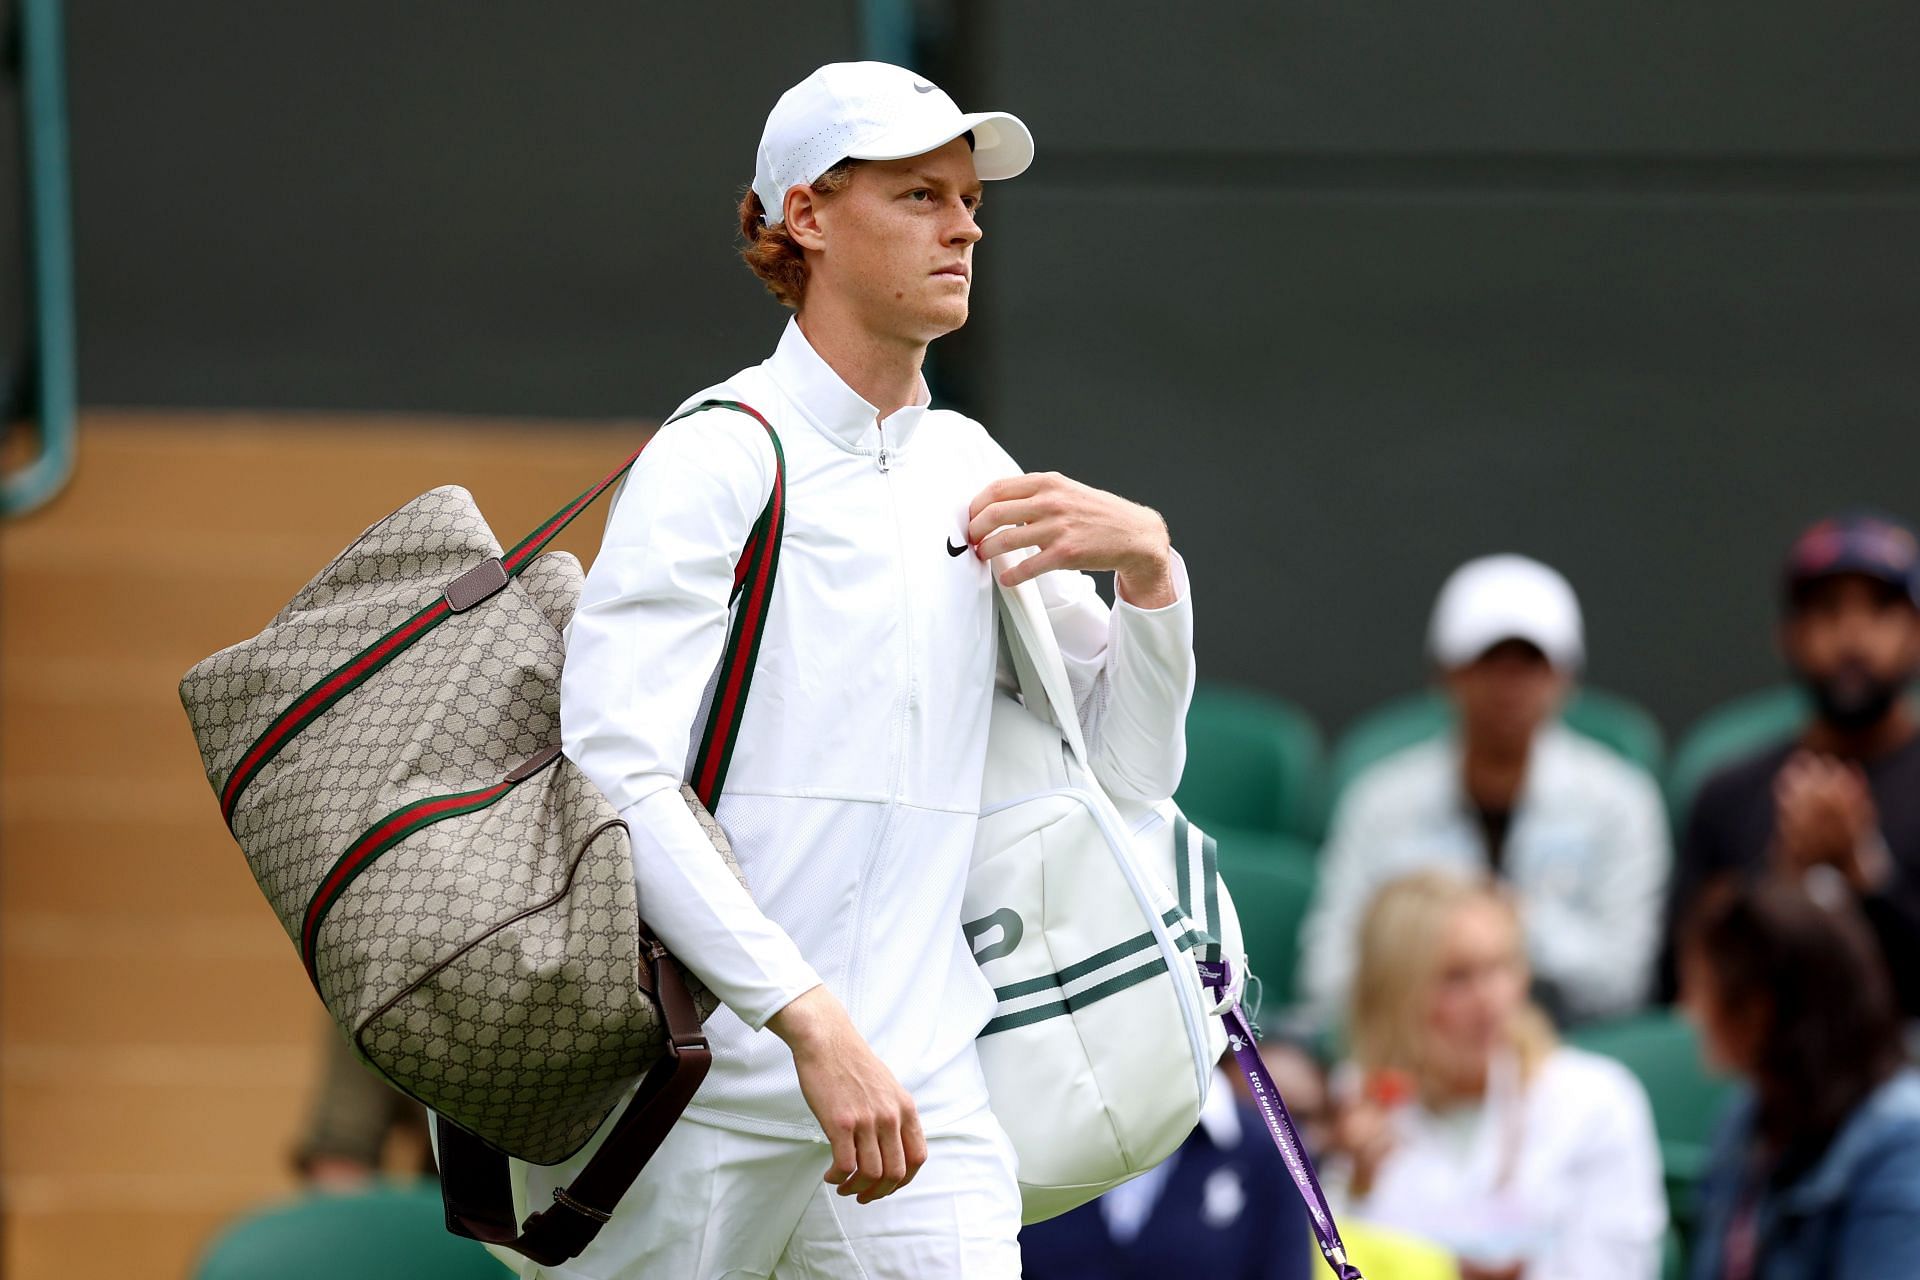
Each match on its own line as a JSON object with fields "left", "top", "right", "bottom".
{"left": 918, "top": 293, "right": 970, "bottom": 338}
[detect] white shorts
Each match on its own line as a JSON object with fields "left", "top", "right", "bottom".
{"left": 478, "top": 1105, "right": 1024, "bottom": 1280}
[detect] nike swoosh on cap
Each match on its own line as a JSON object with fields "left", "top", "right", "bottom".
{"left": 947, "top": 538, "right": 969, "bottom": 557}
{"left": 913, "top": 82, "right": 936, "bottom": 93}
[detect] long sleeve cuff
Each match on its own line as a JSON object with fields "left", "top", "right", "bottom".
{"left": 1070, "top": 549, "right": 1197, "bottom": 805}
{"left": 619, "top": 787, "right": 822, "bottom": 1031}
{"left": 1108, "top": 547, "right": 1194, "bottom": 667}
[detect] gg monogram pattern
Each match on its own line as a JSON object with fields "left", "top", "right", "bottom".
{"left": 179, "top": 481, "right": 741, "bottom": 1164}
{"left": 181, "top": 487, "right": 498, "bottom": 790}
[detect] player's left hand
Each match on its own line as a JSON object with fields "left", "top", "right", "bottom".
{"left": 966, "top": 471, "right": 1175, "bottom": 608}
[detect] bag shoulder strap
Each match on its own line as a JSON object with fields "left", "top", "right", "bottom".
{"left": 495, "top": 394, "right": 784, "bottom": 808}
{"left": 218, "top": 398, "right": 783, "bottom": 824}
{"left": 437, "top": 919, "right": 711, "bottom": 1267}
{"left": 434, "top": 398, "right": 781, "bottom": 1267}
{"left": 1172, "top": 812, "right": 1222, "bottom": 964}
{"left": 293, "top": 402, "right": 784, "bottom": 983}
{"left": 993, "top": 570, "right": 1091, "bottom": 768}
{"left": 652, "top": 400, "right": 787, "bottom": 806}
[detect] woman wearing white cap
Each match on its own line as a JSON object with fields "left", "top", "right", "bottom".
{"left": 511, "top": 63, "right": 1198, "bottom": 1278}
{"left": 1298, "top": 554, "right": 1670, "bottom": 1030}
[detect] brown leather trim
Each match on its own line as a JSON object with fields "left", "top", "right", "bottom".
{"left": 504, "top": 743, "right": 564, "bottom": 784}
{"left": 443, "top": 556, "right": 509, "bottom": 613}
{"left": 430, "top": 897, "right": 713, "bottom": 1266}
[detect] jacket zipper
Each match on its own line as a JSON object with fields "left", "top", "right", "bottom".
{"left": 845, "top": 423, "right": 910, "bottom": 1018}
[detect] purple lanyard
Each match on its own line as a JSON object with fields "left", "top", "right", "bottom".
{"left": 1197, "top": 959, "right": 1365, "bottom": 1280}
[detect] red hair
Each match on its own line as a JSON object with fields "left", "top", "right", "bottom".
{"left": 736, "top": 159, "right": 863, "bottom": 310}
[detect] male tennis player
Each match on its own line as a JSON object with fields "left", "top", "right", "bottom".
{"left": 540, "top": 62, "right": 1197, "bottom": 1277}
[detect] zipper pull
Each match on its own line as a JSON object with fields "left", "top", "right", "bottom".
{"left": 876, "top": 444, "right": 891, "bottom": 473}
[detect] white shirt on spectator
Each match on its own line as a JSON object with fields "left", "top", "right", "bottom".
{"left": 1328, "top": 1046, "right": 1667, "bottom": 1280}
{"left": 1299, "top": 724, "right": 1670, "bottom": 1025}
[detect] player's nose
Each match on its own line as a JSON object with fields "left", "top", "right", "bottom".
{"left": 948, "top": 203, "right": 982, "bottom": 246}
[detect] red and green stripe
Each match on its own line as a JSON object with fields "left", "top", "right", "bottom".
{"left": 219, "top": 399, "right": 781, "bottom": 827}
{"left": 299, "top": 778, "right": 521, "bottom": 985}
{"left": 690, "top": 424, "right": 785, "bottom": 809}
{"left": 281, "top": 399, "right": 783, "bottom": 984}
{"left": 220, "top": 596, "right": 460, "bottom": 822}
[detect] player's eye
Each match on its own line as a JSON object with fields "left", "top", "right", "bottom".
{"left": 907, "top": 188, "right": 932, "bottom": 202}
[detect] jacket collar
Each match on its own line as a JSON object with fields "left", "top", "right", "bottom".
{"left": 765, "top": 317, "right": 932, "bottom": 455}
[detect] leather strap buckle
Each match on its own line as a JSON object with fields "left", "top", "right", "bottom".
{"left": 445, "top": 556, "right": 509, "bottom": 613}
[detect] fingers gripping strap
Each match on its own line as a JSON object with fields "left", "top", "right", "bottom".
{"left": 992, "top": 577, "right": 1091, "bottom": 767}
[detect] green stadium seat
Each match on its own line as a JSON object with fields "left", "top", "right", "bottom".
{"left": 193, "top": 1179, "right": 503, "bottom": 1280}
{"left": 1211, "top": 827, "right": 1319, "bottom": 1009}
{"left": 1176, "top": 681, "right": 1328, "bottom": 842}
{"left": 1328, "top": 687, "right": 1666, "bottom": 804}
{"left": 1567, "top": 1010, "right": 1737, "bottom": 1233}
{"left": 1662, "top": 1223, "right": 1686, "bottom": 1280}
{"left": 1565, "top": 688, "right": 1669, "bottom": 777}
{"left": 1664, "top": 686, "right": 1809, "bottom": 827}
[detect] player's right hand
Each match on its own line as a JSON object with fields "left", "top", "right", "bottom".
{"left": 767, "top": 984, "right": 928, "bottom": 1203}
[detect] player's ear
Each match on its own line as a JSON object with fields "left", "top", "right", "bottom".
{"left": 785, "top": 186, "right": 829, "bottom": 254}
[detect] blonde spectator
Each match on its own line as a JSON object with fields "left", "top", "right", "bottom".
{"left": 1324, "top": 871, "right": 1666, "bottom": 1280}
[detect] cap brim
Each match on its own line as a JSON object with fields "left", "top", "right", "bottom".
{"left": 847, "top": 110, "right": 1034, "bottom": 181}
{"left": 1434, "top": 620, "right": 1583, "bottom": 672}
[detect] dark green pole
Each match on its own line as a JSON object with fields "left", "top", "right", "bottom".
{"left": 3, "top": 0, "right": 78, "bottom": 517}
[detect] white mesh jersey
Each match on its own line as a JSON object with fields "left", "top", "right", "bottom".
{"left": 556, "top": 316, "right": 1196, "bottom": 1142}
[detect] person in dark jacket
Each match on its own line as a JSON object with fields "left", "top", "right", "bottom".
{"left": 1680, "top": 877, "right": 1920, "bottom": 1280}
{"left": 1020, "top": 1064, "right": 1312, "bottom": 1280}
{"left": 1662, "top": 511, "right": 1920, "bottom": 1016}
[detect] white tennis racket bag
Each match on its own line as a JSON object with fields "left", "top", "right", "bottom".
{"left": 966, "top": 569, "right": 1248, "bottom": 1224}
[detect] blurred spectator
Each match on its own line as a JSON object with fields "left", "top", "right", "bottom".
{"left": 1020, "top": 1064, "right": 1311, "bottom": 1280}
{"left": 1679, "top": 877, "right": 1920, "bottom": 1279}
{"left": 1301, "top": 555, "right": 1669, "bottom": 1026}
{"left": 292, "top": 1020, "right": 433, "bottom": 1187}
{"left": 1661, "top": 512, "right": 1920, "bottom": 1018}
{"left": 1324, "top": 870, "right": 1666, "bottom": 1279}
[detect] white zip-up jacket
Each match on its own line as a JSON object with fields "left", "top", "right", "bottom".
{"left": 560, "top": 318, "right": 1197, "bottom": 1139}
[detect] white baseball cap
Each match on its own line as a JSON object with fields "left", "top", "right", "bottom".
{"left": 752, "top": 61, "right": 1035, "bottom": 227}
{"left": 1428, "top": 554, "right": 1585, "bottom": 672}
